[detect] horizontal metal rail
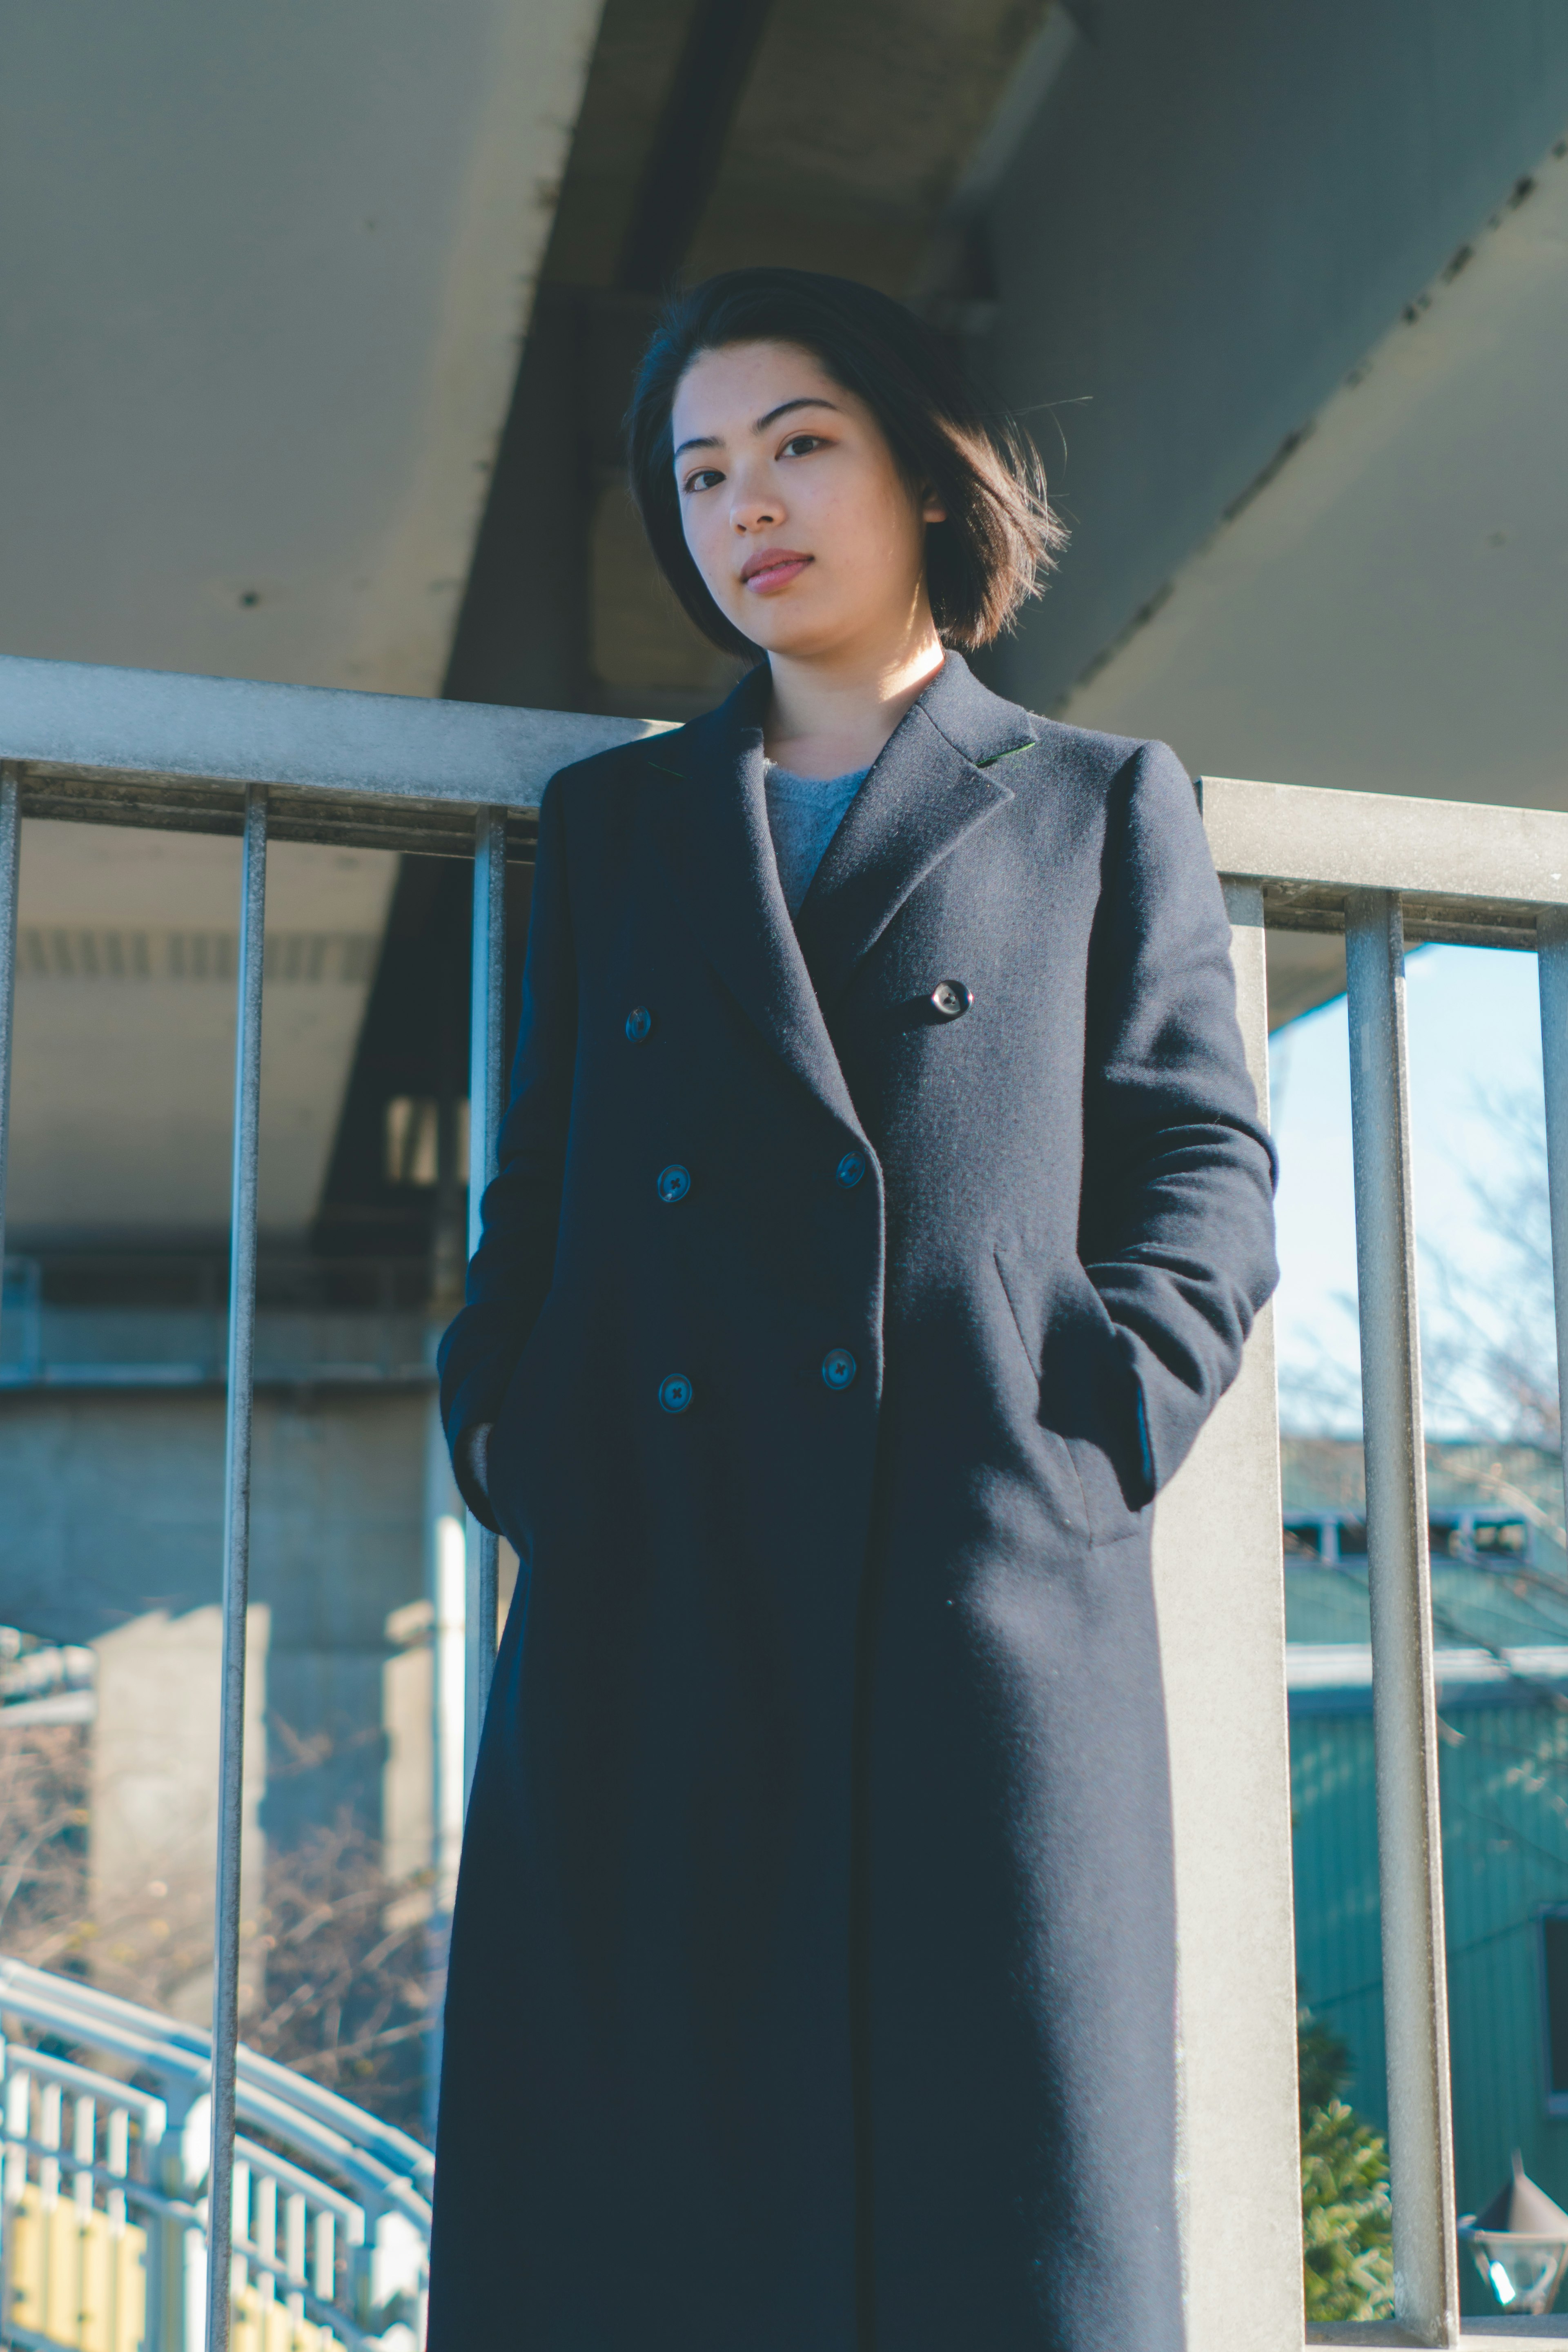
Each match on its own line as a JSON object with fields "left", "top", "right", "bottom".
{"left": 1203, "top": 773, "right": 1568, "bottom": 948}
{"left": 0, "top": 1960, "right": 431, "bottom": 2222}
{"left": 0, "top": 650, "right": 668, "bottom": 855}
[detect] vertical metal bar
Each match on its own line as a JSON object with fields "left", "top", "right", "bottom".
{"left": 1537, "top": 911, "right": 1568, "bottom": 1535}
{"left": 2, "top": 2051, "right": 28, "bottom": 2205}
{"left": 72, "top": 2093, "right": 94, "bottom": 2214}
{"left": 0, "top": 768, "right": 20, "bottom": 1349}
{"left": 40, "top": 2078, "right": 60, "bottom": 2201}
{"left": 205, "top": 784, "right": 267, "bottom": 2352}
{"left": 463, "top": 807, "right": 506, "bottom": 1802}
{"left": 1344, "top": 890, "right": 1459, "bottom": 2347}
{"left": 107, "top": 2104, "right": 129, "bottom": 2230}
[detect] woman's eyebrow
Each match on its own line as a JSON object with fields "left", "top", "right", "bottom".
{"left": 673, "top": 395, "right": 842, "bottom": 463}
{"left": 754, "top": 396, "right": 841, "bottom": 432}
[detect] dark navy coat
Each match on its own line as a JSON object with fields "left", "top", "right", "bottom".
{"left": 430, "top": 653, "right": 1277, "bottom": 2352}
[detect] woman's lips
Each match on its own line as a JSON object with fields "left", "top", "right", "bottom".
{"left": 742, "top": 554, "right": 811, "bottom": 595}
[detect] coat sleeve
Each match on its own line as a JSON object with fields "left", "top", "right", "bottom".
{"left": 1078, "top": 739, "right": 1278, "bottom": 1500}
{"left": 436, "top": 775, "right": 577, "bottom": 1530}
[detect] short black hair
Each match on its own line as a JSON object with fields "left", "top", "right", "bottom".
{"left": 624, "top": 267, "right": 1062, "bottom": 659}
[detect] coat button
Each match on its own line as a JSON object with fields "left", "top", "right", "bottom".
{"left": 821, "top": 1348, "right": 857, "bottom": 1390}
{"left": 929, "top": 980, "right": 973, "bottom": 1020}
{"left": 835, "top": 1151, "right": 866, "bottom": 1188}
{"left": 659, "top": 1373, "right": 693, "bottom": 1413}
{"left": 625, "top": 1005, "right": 653, "bottom": 1042}
{"left": 657, "top": 1163, "right": 691, "bottom": 1202}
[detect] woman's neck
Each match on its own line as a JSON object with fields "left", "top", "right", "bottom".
{"left": 761, "top": 626, "right": 946, "bottom": 781}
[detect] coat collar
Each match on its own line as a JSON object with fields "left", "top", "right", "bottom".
{"left": 793, "top": 651, "right": 1032, "bottom": 1005}
{"left": 643, "top": 653, "right": 1035, "bottom": 1127}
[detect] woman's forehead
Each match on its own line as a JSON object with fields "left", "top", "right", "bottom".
{"left": 672, "top": 340, "right": 845, "bottom": 437}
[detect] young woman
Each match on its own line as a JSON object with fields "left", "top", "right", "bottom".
{"left": 430, "top": 268, "right": 1277, "bottom": 2352}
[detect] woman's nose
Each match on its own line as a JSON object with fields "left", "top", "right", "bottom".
{"left": 730, "top": 479, "right": 781, "bottom": 533}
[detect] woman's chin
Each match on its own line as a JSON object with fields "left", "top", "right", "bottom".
{"left": 732, "top": 604, "right": 853, "bottom": 663}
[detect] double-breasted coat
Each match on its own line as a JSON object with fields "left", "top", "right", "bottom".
{"left": 430, "top": 652, "right": 1277, "bottom": 2351}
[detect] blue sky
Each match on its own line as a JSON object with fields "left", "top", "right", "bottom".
{"left": 1269, "top": 943, "right": 1551, "bottom": 1437}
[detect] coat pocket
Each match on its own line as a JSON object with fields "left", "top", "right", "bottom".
{"left": 993, "top": 1245, "right": 1150, "bottom": 1546}
{"left": 992, "top": 1247, "right": 1091, "bottom": 1539}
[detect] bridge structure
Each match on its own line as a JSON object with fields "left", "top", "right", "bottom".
{"left": 5, "top": 649, "right": 1568, "bottom": 2348}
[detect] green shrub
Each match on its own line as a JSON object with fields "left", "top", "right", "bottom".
{"left": 1301, "top": 2097, "right": 1395, "bottom": 2323}
{"left": 1297, "top": 2001, "right": 1394, "bottom": 2323}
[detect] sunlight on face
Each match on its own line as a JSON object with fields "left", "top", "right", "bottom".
{"left": 670, "top": 340, "right": 944, "bottom": 665}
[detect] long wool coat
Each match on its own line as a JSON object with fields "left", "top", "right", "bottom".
{"left": 430, "top": 653, "right": 1277, "bottom": 2352}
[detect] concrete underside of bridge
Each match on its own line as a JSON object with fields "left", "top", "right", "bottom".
{"left": 3, "top": 0, "right": 1568, "bottom": 2039}
{"left": 5, "top": 0, "right": 1567, "bottom": 1269}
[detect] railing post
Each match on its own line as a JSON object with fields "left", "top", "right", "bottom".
{"left": 464, "top": 806, "right": 506, "bottom": 1802}
{"left": 1150, "top": 877, "right": 1302, "bottom": 2352}
{"left": 0, "top": 767, "right": 20, "bottom": 1343}
{"left": 1344, "top": 889, "right": 1459, "bottom": 2346}
{"left": 205, "top": 783, "right": 268, "bottom": 2352}
{"left": 1536, "top": 911, "right": 1568, "bottom": 1538}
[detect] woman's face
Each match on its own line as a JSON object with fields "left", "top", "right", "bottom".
{"left": 670, "top": 339, "right": 944, "bottom": 663}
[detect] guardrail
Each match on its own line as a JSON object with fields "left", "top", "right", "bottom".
{"left": 1, "top": 650, "right": 1566, "bottom": 2349}
{"left": 0, "top": 654, "right": 664, "bottom": 2352}
{"left": 0, "top": 1958, "right": 432, "bottom": 2351}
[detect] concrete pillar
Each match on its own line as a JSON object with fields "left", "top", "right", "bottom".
{"left": 382, "top": 1596, "right": 434, "bottom": 1904}
{"left": 90, "top": 1603, "right": 268, "bottom": 2027}
{"left": 1150, "top": 882, "right": 1301, "bottom": 2349}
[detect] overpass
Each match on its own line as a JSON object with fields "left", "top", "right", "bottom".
{"left": 2, "top": 4, "right": 1568, "bottom": 2343}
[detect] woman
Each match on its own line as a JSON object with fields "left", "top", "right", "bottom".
{"left": 431, "top": 268, "right": 1277, "bottom": 2351}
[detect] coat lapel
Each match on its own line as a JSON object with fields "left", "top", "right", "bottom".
{"left": 645, "top": 654, "right": 1037, "bottom": 1116}
{"left": 793, "top": 653, "right": 1036, "bottom": 1007}
{"left": 646, "top": 668, "right": 866, "bottom": 1136}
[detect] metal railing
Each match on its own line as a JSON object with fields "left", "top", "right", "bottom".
{"left": 0, "top": 653, "right": 663, "bottom": 2352}
{"left": 1171, "top": 779, "right": 1568, "bottom": 2351}
{"left": 2, "top": 650, "right": 1567, "bottom": 2348}
{"left": 0, "top": 1957, "right": 432, "bottom": 2350}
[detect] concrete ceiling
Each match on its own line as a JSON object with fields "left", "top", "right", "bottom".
{"left": 0, "top": 0, "right": 602, "bottom": 1246}
{"left": 543, "top": 0, "right": 1051, "bottom": 299}
{"left": 0, "top": 0, "right": 604, "bottom": 697}
{"left": 9, "top": 824, "right": 398, "bottom": 1243}
{"left": 680, "top": 0, "right": 1053, "bottom": 290}
{"left": 13, "top": 0, "right": 1549, "bottom": 1224}
{"left": 1057, "top": 138, "right": 1568, "bottom": 1026}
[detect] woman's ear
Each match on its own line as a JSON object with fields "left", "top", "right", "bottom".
{"left": 921, "top": 486, "right": 948, "bottom": 524}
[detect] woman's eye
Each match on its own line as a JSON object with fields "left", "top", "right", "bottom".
{"left": 780, "top": 434, "right": 825, "bottom": 459}
{"left": 682, "top": 467, "right": 723, "bottom": 494}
